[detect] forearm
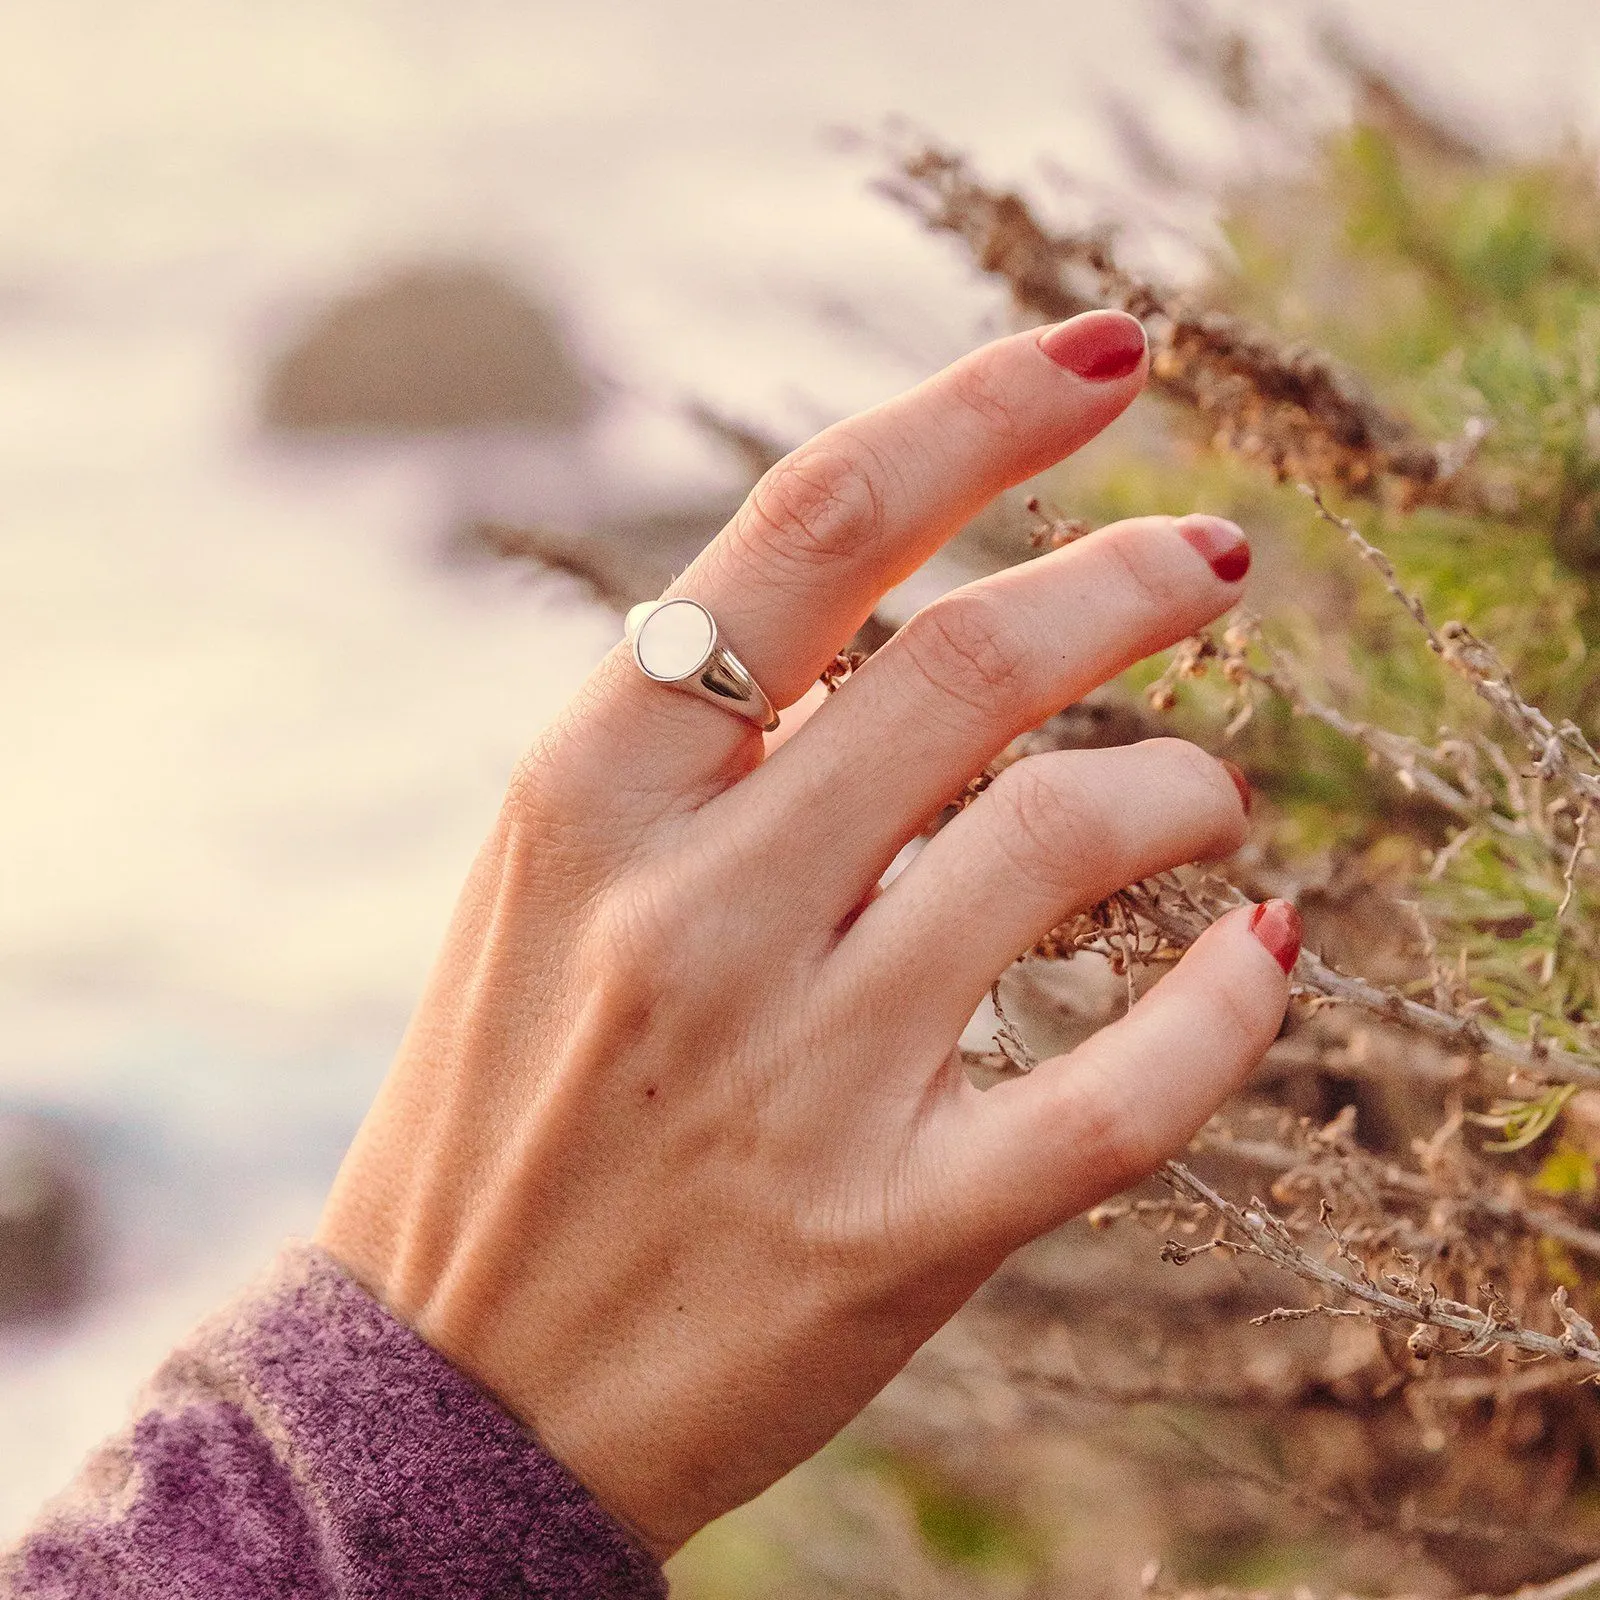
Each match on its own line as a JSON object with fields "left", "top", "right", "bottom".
{"left": 1, "top": 1244, "right": 665, "bottom": 1599}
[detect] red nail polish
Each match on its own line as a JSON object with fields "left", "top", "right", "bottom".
{"left": 1249, "top": 899, "right": 1302, "bottom": 975}
{"left": 1038, "top": 310, "right": 1147, "bottom": 382}
{"left": 1220, "top": 759, "right": 1252, "bottom": 815}
{"left": 1177, "top": 514, "right": 1251, "bottom": 583}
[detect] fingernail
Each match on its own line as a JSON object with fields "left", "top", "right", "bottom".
{"left": 1220, "top": 759, "right": 1252, "bottom": 815}
{"left": 1038, "top": 310, "right": 1147, "bottom": 382}
{"left": 1249, "top": 899, "right": 1302, "bottom": 975}
{"left": 1177, "top": 514, "right": 1251, "bottom": 584}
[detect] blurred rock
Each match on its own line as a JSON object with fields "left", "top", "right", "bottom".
{"left": 447, "top": 401, "right": 793, "bottom": 605}
{"left": 260, "top": 262, "right": 596, "bottom": 435}
{"left": 458, "top": 504, "right": 739, "bottom": 612}
{"left": 0, "top": 1114, "right": 90, "bottom": 1324}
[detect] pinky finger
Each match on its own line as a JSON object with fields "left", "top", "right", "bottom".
{"left": 949, "top": 900, "right": 1300, "bottom": 1253}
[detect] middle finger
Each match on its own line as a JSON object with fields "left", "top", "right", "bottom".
{"left": 714, "top": 513, "right": 1251, "bottom": 922}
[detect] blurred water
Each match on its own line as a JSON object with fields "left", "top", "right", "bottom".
{"left": 1, "top": 0, "right": 1598, "bottom": 1537}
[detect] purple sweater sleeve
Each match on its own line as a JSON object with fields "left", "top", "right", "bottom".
{"left": 1, "top": 1243, "right": 667, "bottom": 1599}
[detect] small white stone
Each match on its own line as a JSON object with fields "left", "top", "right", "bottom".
{"left": 634, "top": 599, "right": 715, "bottom": 680}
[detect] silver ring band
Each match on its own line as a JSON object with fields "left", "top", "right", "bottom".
{"left": 625, "top": 598, "right": 779, "bottom": 732}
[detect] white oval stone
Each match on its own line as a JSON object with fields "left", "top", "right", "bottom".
{"left": 634, "top": 599, "right": 715, "bottom": 680}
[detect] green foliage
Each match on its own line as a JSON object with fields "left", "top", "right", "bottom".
{"left": 1423, "top": 829, "right": 1600, "bottom": 1044}
{"left": 1048, "top": 97, "right": 1600, "bottom": 1188}
{"left": 1534, "top": 1141, "right": 1598, "bottom": 1201}
{"left": 1216, "top": 118, "right": 1600, "bottom": 626}
{"left": 866, "top": 1452, "right": 1038, "bottom": 1575}
{"left": 1080, "top": 110, "right": 1600, "bottom": 810}
{"left": 1469, "top": 1084, "right": 1578, "bottom": 1153}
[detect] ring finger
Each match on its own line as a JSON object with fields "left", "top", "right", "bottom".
{"left": 844, "top": 737, "right": 1251, "bottom": 1044}
{"left": 719, "top": 512, "right": 1251, "bottom": 924}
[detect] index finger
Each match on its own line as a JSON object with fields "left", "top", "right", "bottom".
{"left": 576, "top": 311, "right": 1150, "bottom": 800}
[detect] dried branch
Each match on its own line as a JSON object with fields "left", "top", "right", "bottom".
{"left": 1558, "top": 803, "right": 1593, "bottom": 921}
{"left": 1155, "top": 1554, "right": 1600, "bottom": 1600}
{"left": 908, "top": 1321, "right": 1335, "bottom": 1416}
{"left": 882, "top": 144, "right": 1499, "bottom": 512}
{"left": 1316, "top": 20, "right": 1489, "bottom": 168}
{"left": 1219, "top": 615, "right": 1503, "bottom": 828}
{"left": 1157, "top": 1417, "right": 1589, "bottom": 1557}
{"left": 987, "top": 981, "right": 1038, "bottom": 1074}
{"left": 1201, "top": 1130, "right": 1600, "bottom": 1266}
{"left": 1303, "top": 487, "right": 1600, "bottom": 818}
{"left": 1487, "top": 1560, "right": 1600, "bottom": 1600}
{"left": 1161, "top": 1161, "right": 1600, "bottom": 1375}
{"left": 460, "top": 520, "right": 648, "bottom": 610}
{"left": 1101, "top": 874, "right": 1600, "bottom": 1092}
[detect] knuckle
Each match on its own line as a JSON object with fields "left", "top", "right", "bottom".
{"left": 989, "top": 756, "right": 1099, "bottom": 882}
{"left": 1140, "top": 737, "right": 1248, "bottom": 846}
{"left": 793, "top": 1194, "right": 887, "bottom": 1274}
{"left": 585, "top": 867, "right": 693, "bottom": 999}
{"left": 1100, "top": 526, "right": 1190, "bottom": 619}
{"left": 590, "top": 843, "right": 774, "bottom": 1001}
{"left": 945, "top": 355, "right": 1029, "bottom": 446}
{"left": 500, "top": 670, "right": 621, "bottom": 829}
{"left": 1064, "top": 1084, "right": 1160, "bottom": 1198}
{"left": 791, "top": 1178, "right": 936, "bottom": 1287}
{"left": 900, "top": 588, "right": 1026, "bottom": 721}
{"left": 502, "top": 735, "right": 560, "bottom": 826}
{"left": 1208, "top": 974, "right": 1270, "bottom": 1048}
{"left": 738, "top": 432, "right": 886, "bottom": 572}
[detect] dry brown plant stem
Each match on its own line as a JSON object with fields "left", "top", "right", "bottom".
{"left": 1490, "top": 1558, "right": 1600, "bottom": 1600}
{"left": 882, "top": 145, "right": 1496, "bottom": 511}
{"left": 1160, "top": 1160, "right": 1600, "bottom": 1375}
{"left": 1191, "top": 1554, "right": 1600, "bottom": 1600}
{"left": 1112, "top": 876, "right": 1600, "bottom": 1092}
{"left": 1301, "top": 487, "right": 1600, "bottom": 818}
{"left": 1158, "top": 1419, "right": 1588, "bottom": 1558}
{"left": 1199, "top": 1131, "right": 1600, "bottom": 1266}
{"left": 1228, "top": 619, "right": 1516, "bottom": 835}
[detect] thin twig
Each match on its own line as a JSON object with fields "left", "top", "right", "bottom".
{"left": 1200, "top": 1130, "right": 1600, "bottom": 1265}
{"left": 882, "top": 144, "right": 1496, "bottom": 512}
{"left": 1157, "top": 1554, "right": 1600, "bottom": 1600}
{"left": 1157, "top": 1417, "right": 1593, "bottom": 1557}
{"left": 1494, "top": 1555, "right": 1600, "bottom": 1600}
{"left": 1106, "top": 875, "right": 1600, "bottom": 1092}
{"left": 1303, "top": 486, "right": 1600, "bottom": 820}
{"left": 1232, "top": 620, "right": 1512, "bottom": 830}
{"left": 1559, "top": 802, "right": 1593, "bottom": 922}
{"left": 988, "top": 981, "right": 1038, "bottom": 1074}
{"left": 1162, "top": 1161, "right": 1600, "bottom": 1374}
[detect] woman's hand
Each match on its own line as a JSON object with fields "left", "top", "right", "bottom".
{"left": 316, "top": 311, "right": 1298, "bottom": 1558}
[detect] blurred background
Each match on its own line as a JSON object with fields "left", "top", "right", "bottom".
{"left": 7, "top": 1, "right": 1600, "bottom": 1593}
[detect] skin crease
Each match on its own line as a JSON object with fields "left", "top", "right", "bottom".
{"left": 316, "top": 311, "right": 1296, "bottom": 1559}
